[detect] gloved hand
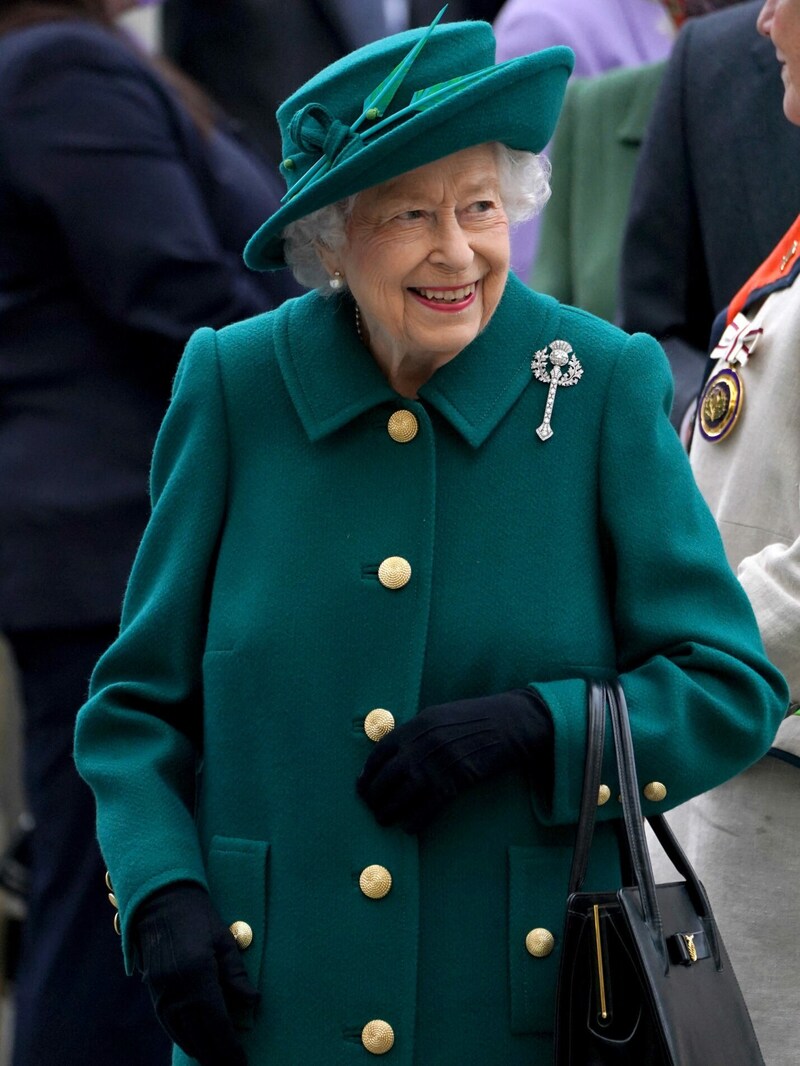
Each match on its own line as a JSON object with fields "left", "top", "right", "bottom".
{"left": 132, "top": 881, "right": 259, "bottom": 1066}
{"left": 357, "top": 689, "right": 553, "bottom": 833}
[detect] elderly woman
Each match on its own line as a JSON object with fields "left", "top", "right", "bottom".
{"left": 74, "top": 14, "right": 787, "bottom": 1066}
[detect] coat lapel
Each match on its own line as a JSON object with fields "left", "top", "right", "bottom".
{"left": 420, "top": 275, "right": 561, "bottom": 448}
{"left": 276, "top": 291, "right": 396, "bottom": 442}
{"left": 276, "top": 275, "right": 561, "bottom": 448}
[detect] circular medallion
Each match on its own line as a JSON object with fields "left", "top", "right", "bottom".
{"left": 698, "top": 367, "right": 744, "bottom": 442}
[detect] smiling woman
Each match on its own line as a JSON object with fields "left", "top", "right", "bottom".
{"left": 312, "top": 144, "right": 513, "bottom": 395}
{"left": 282, "top": 141, "right": 550, "bottom": 285}
{"left": 74, "top": 12, "right": 789, "bottom": 1066}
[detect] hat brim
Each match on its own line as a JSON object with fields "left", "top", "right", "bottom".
{"left": 244, "top": 46, "right": 573, "bottom": 272}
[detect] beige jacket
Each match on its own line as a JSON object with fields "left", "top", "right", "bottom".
{"left": 691, "top": 278, "right": 799, "bottom": 754}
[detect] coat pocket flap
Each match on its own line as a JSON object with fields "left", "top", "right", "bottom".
{"left": 207, "top": 835, "right": 270, "bottom": 994}
{"left": 508, "top": 844, "right": 571, "bottom": 1034}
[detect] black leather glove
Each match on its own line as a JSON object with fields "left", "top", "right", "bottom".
{"left": 357, "top": 689, "right": 553, "bottom": 833}
{"left": 132, "top": 881, "right": 259, "bottom": 1066}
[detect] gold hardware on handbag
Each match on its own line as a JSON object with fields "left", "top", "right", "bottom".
{"left": 554, "top": 680, "right": 765, "bottom": 1066}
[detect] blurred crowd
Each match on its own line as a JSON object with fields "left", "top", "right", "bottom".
{"left": 0, "top": 1, "right": 797, "bottom": 1064}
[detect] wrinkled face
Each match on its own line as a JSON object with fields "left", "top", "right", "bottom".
{"left": 323, "top": 144, "right": 510, "bottom": 379}
{"left": 758, "top": 0, "right": 800, "bottom": 125}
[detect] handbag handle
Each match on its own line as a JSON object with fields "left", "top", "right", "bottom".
{"left": 607, "top": 680, "right": 664, "bottom": 953}
{"left": 567, "top": 679, "right": 606, "bottom": 895}
{"left": 570, "top": 679, "right": 722, "bottom": 969}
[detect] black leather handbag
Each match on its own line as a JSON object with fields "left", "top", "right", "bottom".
{"left": 554, "top": 679, "right": 764, "bottom": 1065}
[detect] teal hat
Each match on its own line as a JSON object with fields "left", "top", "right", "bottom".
{"left": 244, "top": 9, "right": 574, "bottom": 271}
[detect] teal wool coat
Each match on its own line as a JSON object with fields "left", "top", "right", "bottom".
{"left": 75, "top": 275, "right": 787, "bottom": 1065}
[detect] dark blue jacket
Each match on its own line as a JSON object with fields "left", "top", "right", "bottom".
{"left": 0, "top": 19, "right": 296, "bottom": 629}
{"left": 617, "top": 0, "right": 800, "bottom": 426}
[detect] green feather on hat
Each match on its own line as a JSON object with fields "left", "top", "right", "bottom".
{"left": 244, "top": 7, "right": 574, "bottom": 272}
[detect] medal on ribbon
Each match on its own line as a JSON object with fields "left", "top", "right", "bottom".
{"left": 698, "top": 313, "right": 762, "bottom": 443}
{"left": 531, "top": 340, "right": 583, "bottom": 441}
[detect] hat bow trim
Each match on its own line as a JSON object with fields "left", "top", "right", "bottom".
{"left": 289, "top": 104, "right": 363, "bottom": 174}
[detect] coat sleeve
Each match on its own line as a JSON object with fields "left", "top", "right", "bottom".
{"left": 739, "top": 535, "right": 800, "bottom": 707}
{"left": 1, "top": 31, "right": 277, "bottom": 342}
{"left": 530, "top": 332, "right": 789, "bottom": 827}
{"left": 74, "top": 326, "right": 227, "bottom": 971}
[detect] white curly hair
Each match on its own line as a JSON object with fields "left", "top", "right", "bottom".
{"left": 281, "top": 143, "right": 551, "bottom": 293}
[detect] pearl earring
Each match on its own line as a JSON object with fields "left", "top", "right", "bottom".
{"left": 329, "top": 271, "right": 344, "bottom": 291}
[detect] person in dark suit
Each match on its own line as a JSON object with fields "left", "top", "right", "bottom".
{"left": 162, "top": 0, "right": 388, "bottom": 163}
{"left": 617, "top": 0, "right": 800, "bottom": 430}
{"left": 161, "top": 1, "right": 506, "bottom": 164}
{"left": 0, "top": 1, "right": 296, "bottom": 1063}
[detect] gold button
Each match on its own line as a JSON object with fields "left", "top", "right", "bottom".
{"left": 378, "top": 557, "right": 411, "bottom": 589}
{"left": 597, "top": 784, "right": 611, "bottom": 806}
{"left": 113, "top": 912, "right": 121, "bottom": 936}
{"left": 359, "top": 865, "right": 392, "bottom": 900}
{"left": 644, "top": 781, "right": 667, "bottom": 802}
{"left": 105, "top": 871, "right": 113, "bottom": 892}
{"left": 230, "top": 921, "right": 253, "bottom": 950}
{"left": 108, "top": 892, "right": 118, "bottom": 909}
{"left": 387, "top": 410, "right": 418, "bottom": 443}
{"left": 361, "top": 1020, "right": 394, "bottom": 1054}
{"left": 364, "top": 708, "right": 395, "bottom": 741}
{"left": 525, "top": 928, "right": 555, "bottom": 958}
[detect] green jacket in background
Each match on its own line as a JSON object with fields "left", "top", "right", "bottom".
{"left": 532, "top": 62, "right": 666, "bottom": 323}
{"left": 75, "top": 274, "right": 787, "bottom": 1065}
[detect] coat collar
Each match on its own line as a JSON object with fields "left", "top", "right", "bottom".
{"left": 276, "top": 274, "right": 560, "bottom": 448}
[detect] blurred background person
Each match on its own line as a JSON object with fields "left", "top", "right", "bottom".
{"left": 655, "top": 2, "right": 800, "bottom": 1058}
{"left": 162, "top": 0, "right": 393, "bottom": 164}
{"left": 531, "top": 0, "right": 747, "bottom": 325}
{"left": 618, "top": 0, "right": 800, "bottom": 430}
{"left": 0, "top": 0, "right": 297, "bottom": 1062}
{"left": 161, "top": 1, "right": 507, "bottom": 167}
{"left": 0, "top": 642, "right": 23, "bottom": 1065}
{"left": 493, "top": 0, "right": 675, "bottom": 279}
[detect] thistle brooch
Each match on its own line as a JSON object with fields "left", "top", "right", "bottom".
{"left": 531, "top": 339, "right": 584, "bottom": 441}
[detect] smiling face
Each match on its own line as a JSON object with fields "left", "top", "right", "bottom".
{"left": 758, "top": 0, "right": 800, "bottom": 124}
{"left": 319, "top": 144, "right": 510, "bottom": 395}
